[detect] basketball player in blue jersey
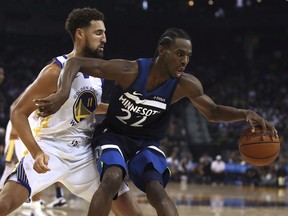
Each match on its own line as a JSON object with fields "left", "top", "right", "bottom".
{"left": 0, "top": 7, "right": 142, "bottom": 216}
{"left": 34, "top": 28, "right": 278, "bottom": 216}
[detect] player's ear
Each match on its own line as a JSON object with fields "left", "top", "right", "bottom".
{"left": 75, "top": 28, "right": 84, "bottom": 40}
{"left": 158, "top": 45, "right": 165, "bottom": 56}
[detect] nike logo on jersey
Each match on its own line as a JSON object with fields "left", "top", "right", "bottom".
{"left": 133, "top": 91, "right": 142, "bottom": 96}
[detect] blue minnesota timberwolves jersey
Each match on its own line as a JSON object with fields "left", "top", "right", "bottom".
{"left": 103, "top": 58, "right": 179, "bottom": 140}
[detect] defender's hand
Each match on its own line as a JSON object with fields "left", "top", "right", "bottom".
{"left": 34, "top": 92, "right": 68, "bottom": 117}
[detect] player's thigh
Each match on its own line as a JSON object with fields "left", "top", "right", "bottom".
{"left": 63, "top": 160, "right": 100, "bottom": 202}
{"left": 0, "top": 181, "right": 29, "bottom": 211}
{"left": 128, "top": 147, "right": 170, "bottom": 192}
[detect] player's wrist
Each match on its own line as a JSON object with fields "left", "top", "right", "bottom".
{"left": 238, "top": 109, "right": 249, "bottom": 120}
{"left": 57, "top": 88, "right": 70, "bottom": 101}
{"left": 31, "top": 146, "right": 44, "bottom": 160}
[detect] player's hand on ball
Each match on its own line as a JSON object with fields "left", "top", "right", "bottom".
{"left": 245, "top": 110, "right": 278, "bottom": 138}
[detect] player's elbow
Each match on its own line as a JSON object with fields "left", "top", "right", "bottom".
{"left": 10, "top": 106, "right": 23, "bottom": 126}
{"left": 207, "top": 116, "right": 222, "bottom": 122}
{"left": 10, "top": 107, "right": 17, "bottom": 124}
{"left": 10, "top": 101, "right": 18, "bottom": 115}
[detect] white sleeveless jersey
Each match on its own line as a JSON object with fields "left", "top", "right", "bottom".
{"left": 33, "top": 55, "right": 103, "bottom": 144}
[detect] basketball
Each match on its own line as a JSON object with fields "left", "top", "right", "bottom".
{"left": 239, "top": 127, "right": 280, "bottom": 166}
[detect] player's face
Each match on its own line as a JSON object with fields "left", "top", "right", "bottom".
{"left": 164, "top": 38, "right": 192, "bottom": 78}
{"left": 83, "top": 20, "right": 106, "bottom": 58}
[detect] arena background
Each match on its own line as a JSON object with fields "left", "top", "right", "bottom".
{"left": 0, "top": 0, "right": 287, "bottom": 192}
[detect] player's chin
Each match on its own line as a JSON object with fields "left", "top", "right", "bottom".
{"left": 170, "top": 71, "right": 182, "bottom": 78}
{"left": 91, "top": 50, "right": 104, "bottom": 59}
{"left": 97, "top": 52, "right": 104, "bottom": 58}
{"left": 176, "top": 71, "right": 183, "bottom": 77}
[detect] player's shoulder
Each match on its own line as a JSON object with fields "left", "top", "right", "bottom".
{"left": 119, "top": 59, "right": 138, "bottom": 71}
{"left": 39, "top": 54, "right": 69, "bottom": 77}
{"left": 179, "top": 72, "right": 201, "bottom": 86}
{"left": 176, "top": 72, "right": 204, "bottom": 98}
{"left": 53, "top": 55, "right": 69, "bottom": 69}
{"left": 38, "top": 60, "right": 61, "bottom": 79}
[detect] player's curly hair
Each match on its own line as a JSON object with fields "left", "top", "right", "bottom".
{"left": 153, "top": 28, "right": 191, "bottom": 59}
{"left": 65, "top": 7, "right": 104, "bottom": 41}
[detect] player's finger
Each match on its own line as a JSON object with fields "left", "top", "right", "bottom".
{"left": 37, "top": 105, "right": 58, "bottom": 117}
{"left": 42, "top": 165, "right": 51, "bottom": 172}
{"left": 255, "top": 118, "right": 267, "bottom": 132}
{"left": 246, "top": 117, "right": 255, "bottom": 132}
{"left": 43, "top": 154, "right": 50, "bottom": 166}
{"left": 35, "top": 103, "right": 52, "bottom": 112}
{"left": 38, "top": 162, "right": 50, "bottom": 172}
{"left": 265, "top": 121, "right": 275, "bottom": 133}
{"left": 33, "top": 163, "right": 47, "bottom": 173}
{"left": 271, "top": 126, "right": 278, "bottom": 138}
{"left": 34, "top": 99, "right": 51, "bottom": 106}
{"left": 37, "top": 111, "right": 49, "bottom": 118}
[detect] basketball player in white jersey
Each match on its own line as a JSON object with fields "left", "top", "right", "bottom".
{"left": 0, "top": 7, "right": 141, "bottom": 216}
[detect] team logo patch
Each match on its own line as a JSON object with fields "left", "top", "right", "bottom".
{"left": 73, "top": 91, "right": 97, "bottom": 122}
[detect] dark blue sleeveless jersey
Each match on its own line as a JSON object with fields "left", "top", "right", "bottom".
{"left": 103, "top": 58, "right": 179, "bottom": 140}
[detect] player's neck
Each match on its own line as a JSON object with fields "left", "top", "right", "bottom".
{"left": 151, "top": 61, "right": 170, "bottom": 80}
{"left": 147, "top": 65, "right": 169, "bottom": 91}
{"left": 66, "top": 50, "right": 76, "bottom": 58}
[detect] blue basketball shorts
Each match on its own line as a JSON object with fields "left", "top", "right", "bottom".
{"left": 95, "top": 134, "right": 171, "bottom": 192}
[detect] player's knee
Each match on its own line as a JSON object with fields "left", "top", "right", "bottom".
{"left": 103, "top": 166, "right": 123, "bottom": 183}
{"left": 101, "top": 166, "right": 123, "bottom": 191}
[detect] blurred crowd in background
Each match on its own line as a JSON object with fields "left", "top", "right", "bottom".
{"left": 0, "top": 0, "right": 287, "bottom": 186}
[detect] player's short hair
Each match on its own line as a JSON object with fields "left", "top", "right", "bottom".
{"left": 154, "top": 28, "right": 191, "bottom": 59}
{"left": 65, "top": 7, "right": 105, "bottom": 41}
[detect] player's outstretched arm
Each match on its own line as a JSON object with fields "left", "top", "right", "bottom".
{"left": 179, "top": 73, "right": 278, "bottom": 137}
{"left": 35, "top": 57, "right": 138, "bottom": 117}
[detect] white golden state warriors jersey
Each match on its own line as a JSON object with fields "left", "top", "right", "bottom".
{"left": 34, "top": 55, "right": 102, "bottom": 143}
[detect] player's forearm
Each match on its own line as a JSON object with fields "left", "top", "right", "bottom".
{"left": 57, "top": 57, "right": 81, "bottom": 96}
{"left": 209, "top": 105, "right": 248, "bottom": 122}
{"left": 10, "top": 113, "right": 42, "bottom": 159}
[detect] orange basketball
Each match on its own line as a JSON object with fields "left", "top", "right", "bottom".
{"left": 239, "top": 127, "right": 280, "bottom": 166}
